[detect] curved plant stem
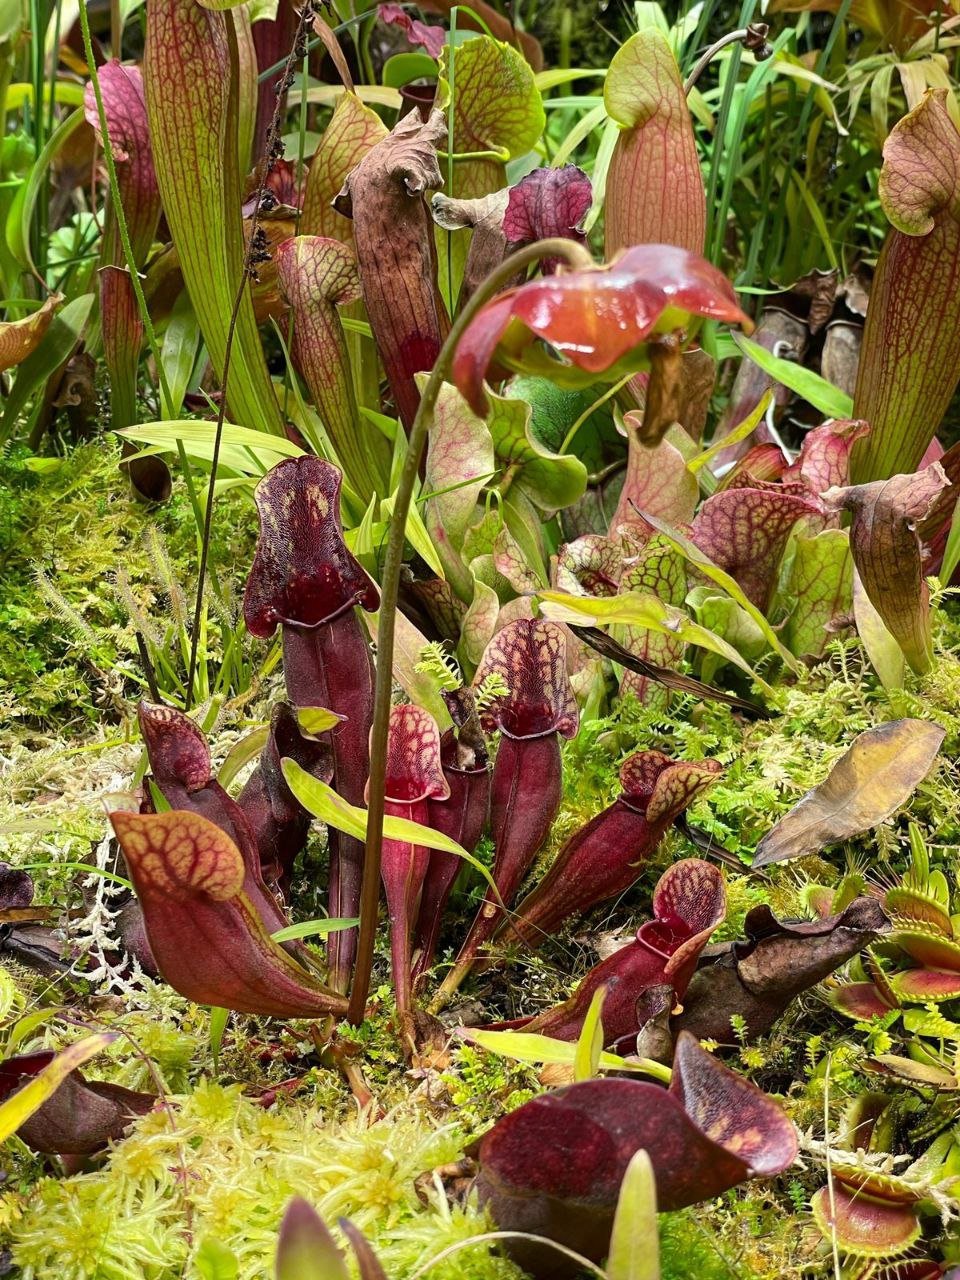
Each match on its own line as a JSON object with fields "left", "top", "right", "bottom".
{"left": 77, "top": 0, "right": 172, "bottom": 412}
{"left": 184, "top": 4, "right": 310, "bottom": 709}
{"left": 347, "top": 236, "right": 595, "bottom": 1026}
{"left": 683, "top": 23, "right": 772, "bottom": 96}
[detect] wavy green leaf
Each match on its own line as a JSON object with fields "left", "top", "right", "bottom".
{"left": 734, "top": 333, "right": 854, "bottom": 420}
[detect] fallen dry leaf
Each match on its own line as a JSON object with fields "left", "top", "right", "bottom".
{"left": 752, "top": 719, "right": 945, "bottom": 867}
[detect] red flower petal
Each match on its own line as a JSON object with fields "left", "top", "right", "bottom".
{"left": 454, "top": 245, "right": 749, "bottom": 417}
{"left": 510, "top": 245, "right": 744, "bottom": 373}
{"left": 379, "top": 2, "right": 446, "bottom": 59}
{"left": 452, "top": 293, "right": 518, "bottom": 417}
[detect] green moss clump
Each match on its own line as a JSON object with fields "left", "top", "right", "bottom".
{"left": 0, "top": 439, "right": 258, "bottom": 734}
{"left": 441, "top": 1044, "right": 538, "bottom": 1131}
{"left": 4, "top": 1085, "right": 521, "bottom": 1280}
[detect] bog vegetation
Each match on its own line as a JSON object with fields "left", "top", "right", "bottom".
{"left": 2, "top": 1, "right": 960, "bottom": 1278}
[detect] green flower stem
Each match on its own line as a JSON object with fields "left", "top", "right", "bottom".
{"left": 347, "top": 236, "right": 595, "bottom": 1026}
{"left": 77, "top": 0, "right": 173, "bottom": 413}
{"left": 683, "top": 23, "right": 772, "bottom": 96}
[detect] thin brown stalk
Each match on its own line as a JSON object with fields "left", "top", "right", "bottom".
{"left": 347, "top": 237, "right": 594, "bottom": 1025}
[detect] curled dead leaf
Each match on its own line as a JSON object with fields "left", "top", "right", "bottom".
{"left": 752, "top": 719, "right": 945, "bottom": 868}
{"left": 0, "top": 294, "right": 63, "bottom": 374}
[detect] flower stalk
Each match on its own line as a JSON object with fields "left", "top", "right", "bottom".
{"left": 347, "top": 236, "right": 594, "bottom": 1025}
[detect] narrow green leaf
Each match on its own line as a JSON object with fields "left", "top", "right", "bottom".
{"left": 733, "top": 334, "right": 854, "bottom": 419}
{"left": 217, "top": 727, "right": 270, "bottom": 790}
{"left": 280, "top": 760, "right": 498, "bottom": 896}
{"left": 148, "top": 779, "right": 172, "bottom": 813}
{"left": 462, "top": 1029, "right": 672, "bottom": 1083}
{"left": 940, "top": 498, "right": 960, "bottom": 587}
{"left": 16, "top": 862, "right": 133, "bottom": 890}
{"left": 7, "top": 1008, "right": 62, "bottom": 1053}
{"left": 270, "top": 918, "right": 359, "bottom": 943}
{"left": 687, "top": 390, "right": 773, "bottom": 474}
{"left": 0, "top": 1033, "right": 117, "bottom": 1143}
{"left": 209, "top": 1006, "right": 229, "bottom": 1071}
{"left": 119, "top": 420, "right": 302, "bottom": 474}
{"left": 573, "top": 985, "right": 606, "bottom": 1082}
{"left": 6, "top": 108, "right": 86, "bottom": 273}
{"left": 606, "top": 1150, "right": 661, "bottom": 1280}
{"left": 538, "top": 588, "right": 773, "bottom": 692}
{"left": 381, "top": 487, "right": 445, "bottom": 580}
{"left": 159, "top": 294, "right": 203, "bottom": 418}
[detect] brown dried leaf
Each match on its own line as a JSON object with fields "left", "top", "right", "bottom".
{"left": 0, "top": 294, "right": 63, "bottom": 374}
{"left": 431, "top": 189, "right": 510, "bottom": 303}
{"left": 753, "top": 719, "right": 945, "bottom": 868}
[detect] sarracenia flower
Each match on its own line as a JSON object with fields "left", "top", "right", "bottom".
{"left": 452, "top": 243, "right": 751, "bottom": 416}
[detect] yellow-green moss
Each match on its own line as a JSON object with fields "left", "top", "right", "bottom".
{"left": 3, "top": 1085, "right": 521, "bottom": 1280}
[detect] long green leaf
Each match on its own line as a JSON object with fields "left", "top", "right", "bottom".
{"left": 462, "top": 1029, "right": 671, "bottom": 1083}
{"left": 6, "top": 107, "right": 86, "bottom": 274}
{"left": 687, "top": 390, "right": 773, "bottom": 474}
{"left": 119, "top": 420, "right": 302, "bottom": 474}
{"left": 159, "top": 294, "right": 203, "bottom": 418}
{"left": 208, "top": 1006, "right": 229, "bottom": 1071}
{"left": 216, "top": 727, "right": 270, "bottom": 790}
{"left": 280, "top": 759, "right": 500, "bottom": 898}
{"left": 537, "top": 588, "right": 774, "bottom": 690}
{"left": 270, "top": 918, "right": 359, "bottom": 943}
{"left": 573, "top": 986, "right": 606, "bottom": 1082}
{"left": 0, "top": 1033, "right": 117, "bottom": 1143}
{"left": 733, "top": 333, "right": 854, "bottom": 419}
{"left": 606, "top": 1151, "right": 661, "bottom": 1280}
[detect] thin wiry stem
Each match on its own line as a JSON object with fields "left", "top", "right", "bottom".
{"left": 77, "top": 0, "right": 173, "bottom": 412}
{"left": 346, "top": 236, "right": 594, "bottom": 1026}
{"left": 683, "top": 23, "right": 772, "bottom": 96}
{"left": 185, "top": 2, "right": 313, "bottom": 710}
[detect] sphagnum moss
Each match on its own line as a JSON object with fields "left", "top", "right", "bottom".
{"left": 5, "top": 1087, "right": 521, "bottom": 1280}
